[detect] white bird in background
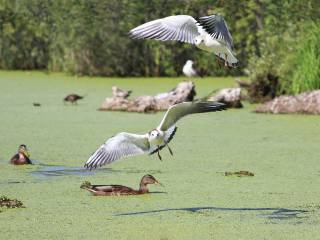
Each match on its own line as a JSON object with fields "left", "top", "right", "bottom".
{"left": 84, "top": 101, "right": 226, "bottom": 170}
{"left": 129, "top": 14, "right": 238, "bottom": 68}
{"left": 112, "top": 86, "right": 132, "bottom": 98}
{"left": 183, "top": 60, "right": 198, "bottom": 77}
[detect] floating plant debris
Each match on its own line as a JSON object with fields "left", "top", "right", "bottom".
{"left": 0, "top": 196, "right": 24, "bottom": 208}
{"left": 224, "top": 171, "right": 254, "bottom": 177}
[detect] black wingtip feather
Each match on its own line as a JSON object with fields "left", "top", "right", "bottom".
{"left": 197, "top": 16, "right": 218, "bottom": 37}
{"left": 84, "top": 161, "right": 97, "bottom": 171}
{"left": 166, "top": 126, "right": 177, "bottom": 145}
{"left": 196, "top": 101, "right": 227, "bottom": 113}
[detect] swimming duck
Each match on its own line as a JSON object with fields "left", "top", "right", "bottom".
{"left": 10, "top": 144, "right": 32, "bottom": 165}
{"left": 64, "top": 94, "right": 84, "bottom": 104}
{"left": 80, "top": 175, "right": 161, "bottom": 196}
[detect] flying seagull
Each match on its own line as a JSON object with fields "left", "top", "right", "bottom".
{"left": 183, "top": 60, "right": 199, "bottom": 77}
{"left": 129, "top": 14, "right": 238, "bottom": 68}
{"left": 84, "top": 101, "right": 226, "bottom": 170}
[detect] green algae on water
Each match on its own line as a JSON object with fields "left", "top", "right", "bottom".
{"left": 0, "top": 71, "right": 319, "bottom": 240}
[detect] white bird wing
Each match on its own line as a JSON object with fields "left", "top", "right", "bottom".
{"left": 197, "top": 14, "right": 234, "bottom": 50}
{"left": 84, "top": 132, "right": 149, "bottom": 170}
{"left": 129, "top": 15, "right": 200, "bottom": 44}
{"left": 157, "top": 101, "right": 226, "bottom": 131}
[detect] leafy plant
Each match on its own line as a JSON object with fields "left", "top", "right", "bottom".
{"left": 289, "top": 22, "right": 320, "bottom": 94}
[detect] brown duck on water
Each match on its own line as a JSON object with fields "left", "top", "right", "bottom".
{"left": 63, "top": 94, "right": 84, "bottom": 104}
{"left": 80, "top": 175, "right": 162, "bottom": 196}
{"left": 10, "top": 144, "right": 32, "bottom": 165}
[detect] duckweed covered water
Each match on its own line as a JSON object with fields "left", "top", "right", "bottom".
{"left": 0, "top": 71, "right": 319, "bottom": 239}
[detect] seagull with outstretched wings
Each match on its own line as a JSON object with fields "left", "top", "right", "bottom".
{"left": 84, "top": 101, "right": 226, "bottom": 170}
{"left": 129, "top": 14, "right": 238, "bottom": 68}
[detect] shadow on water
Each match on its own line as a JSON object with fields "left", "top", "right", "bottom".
{"left": 30, "top": 162, "right": 163, "bottom": 179}
{"left": 31, "top": 165, "right": 96, "bottom": 178}
{"left": 261, "top": 208, "right": 308, "bottom": 220}
{"left": 115, "top": 206, "right": 308, "bottom": 221}
{"left": 0, "top": 181, "right": 27, "bottom": 185}
{"left": 148, "top": 191, "right": 168, "bottom": 195}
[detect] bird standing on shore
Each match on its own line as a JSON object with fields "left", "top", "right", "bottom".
{"left": 84, "top": 101, "right": 226, "bottom": 170}
{"left": 129, "top": 14, "right": 238, "bottom": 68}
{"left": 183, "top": 60, "right": 199, "bottom": 77}
{"left": 112, "top": 86, "right": 132, "bottom": 98}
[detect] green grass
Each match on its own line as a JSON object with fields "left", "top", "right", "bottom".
{"left": 290, "top": 22, "right": 320, "bottom": 94}
{"left": 0, "top": 71, "right": 319, "bottom": 240}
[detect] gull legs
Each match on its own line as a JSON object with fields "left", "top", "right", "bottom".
{"left": 216, "top": 53, "right": 230, "bottom": 69}
{"left": 167, "top": 144, "right": 173, "bottom": 156}
{"left": 157, "top": 146, "right": 162, "bottom": 161}
{"left": 216, "top": 53, "right": 228, "bottom": 69}
{"left": 216, "top": 53, "right": 222, "bottom": 68}
{"left": 156, "top": 144, "right": 173, "bottom": 161}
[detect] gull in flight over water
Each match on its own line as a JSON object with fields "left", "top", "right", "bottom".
{"left": 84, "top": 101, "right": 226, "bottom": 170}
{"left": 129, "top": 14, "right": 238, "bottom": 68}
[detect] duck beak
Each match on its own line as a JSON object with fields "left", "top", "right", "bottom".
{"left": 155, "top": 180, "right": 164, "bottom": 187}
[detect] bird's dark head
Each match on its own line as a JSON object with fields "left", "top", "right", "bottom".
{"left": 18, "top": 144, "right": 30, "bottom": 158}
{"left": 141, "top": 174, "right": 162, "bottom": 186}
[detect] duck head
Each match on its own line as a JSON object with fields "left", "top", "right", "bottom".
{"left": 18, "top": 144, "right": 30, "bottom": 158}
{"left": 80, "top": 181, "right": 91, "bottom": 189}
{"left": 140, "top": 174, "right": 162, "bottom": 186}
